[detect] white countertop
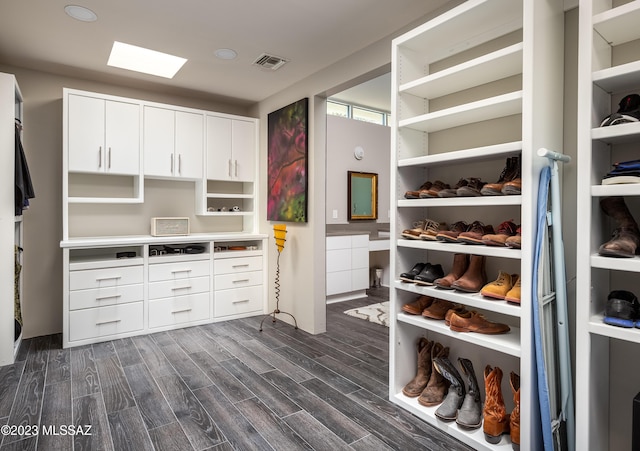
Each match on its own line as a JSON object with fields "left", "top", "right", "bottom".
{"left": 60, "top": 232, "right": 268, "bottom": 249}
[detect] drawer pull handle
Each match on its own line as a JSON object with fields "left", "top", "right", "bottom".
{"left": 171, "top": 308, "right": 192, "bottom": 314}
{"left": 232, "top": 299, "right": 249, "bottom": 304}
{"left": 232, "top": 279, "right": 250, "bottom": 284}
{"left": 95, "top": 294, "right": 122, "bottom": 301}
{"left": 171, "top": 269, "right": 192, "bottom": 274}
{"left": 95, "top": 276, "right": 122, "bottom": 282}
{"left": 96, "top": 319, "right": 121, "bottom": 326}
{"left": 171, "top": 285, "right": 192, "bottom": 291}
{"left": 232, "top": 264, "right": 249, "bottom": 268}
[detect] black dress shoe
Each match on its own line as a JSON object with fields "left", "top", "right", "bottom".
{"left": 415, "top": 264, "right": 444, "bottom": 285}
{"left": 400, "top": 263, "right": 428, "bottom": 282}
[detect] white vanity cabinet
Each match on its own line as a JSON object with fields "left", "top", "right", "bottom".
{"left": 326, "top": 234, "right": 369, "bottom": 302}
{"left": 206, "top": 114, "right": 256, "bottom": 182}
{"left": 143, "top": 105, "right": 204, "bottom": 180}
{"left": 67, "top": 93, "right": 140, "bottom": 175}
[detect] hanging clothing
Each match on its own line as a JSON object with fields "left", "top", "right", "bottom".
{"left": 15, "top": 121, "right": 35, "bottom": 215}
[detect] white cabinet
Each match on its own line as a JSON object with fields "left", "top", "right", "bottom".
{"left": 206, "top": 115, "right": 256, "bottom": 182}
{"left": 576, "top": 2, "right": 640, "bottom": 450}
{"left": 213, "top": 252, "right": 264, "bottom": 319}
{"left": 326, "top": 235, "right": 369, "bottom": 301}
{"left": 389, "top": 1, "right": 563, "bottom": 450}
{"left": 143, "top": 106, "right": 204, "bottom": 180}
{"left": 68, "top": 93, "right": 140, "bottom": 175}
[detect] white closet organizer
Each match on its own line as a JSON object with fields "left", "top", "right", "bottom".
{"left": 0, "top": 73, "right": 23, "bottom": 366}
{"left": 389, "top": 1, "right": 564, "bottom": 450}
{"left": 576, "top": 2, "right": 640, "bottom": 450}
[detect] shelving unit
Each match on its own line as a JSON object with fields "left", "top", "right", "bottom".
{"left": 389, "top": 1, "right": 564, "bottom": 450}
{"left": 0, "top": 73, "right": 24, "bottom": 366}
{"left": 576, "top": 1, "right": 640, "bottom": 450}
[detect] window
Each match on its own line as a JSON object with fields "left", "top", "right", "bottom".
{"left": 327, "top": 100, "right": 349, "bottom": 118}
{"left": 327, "top": 100, "right": 389, "bottom": 126}
{"left": 352, "top": 106, "right": 385, "bottom": 125}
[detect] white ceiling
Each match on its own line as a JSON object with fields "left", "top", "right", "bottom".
{"left": 0, "top": 0, "right": 450, "bottom": 108}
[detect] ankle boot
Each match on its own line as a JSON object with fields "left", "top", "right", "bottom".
{"left": 417, "top": 343, "right": 450, "bottom": 407}
{"left": 432, "top": 356, "right": 465, "bottom": 421}
{"left": 434, "top": 253, "right": 469, "bottom": 290}
{"left": 456, "top": 358, "right": 482, "bottom": 429}
{"left": 599, "top": 196, "right": 640, "bottom": 257}
{"left": 451, "top": 255, "right": 487, "bottom": 293}
{"left": 402, "top": 338, "right": 433, "bottom": 397}
{"left": 483, "top": 365, "right": 509, "bottom": 444}
{"left": 510, "top": 372, "right": 520, "bottom": 451}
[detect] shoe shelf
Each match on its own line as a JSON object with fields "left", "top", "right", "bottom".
{"left": 592, "top": 1, "right": 640, "bottom": 48}
{"left": 590, "top": 254, "right": 640, "bottom": 272}
{"left": 390, "top": 392, "right": 514, "bottom": 451}
{"left": 591, "top": 122, "right": 640, "bottom": 145}
{"left": 397, "top": 141, "right": 522, "bottom": 168}
{"left": 593, "top": 60, "right": 640, "bottom": 94}
{"left": 397, "top": 196, "right": 522, "bottom": 208}
{"left": 591, "top": 184, "right": 640, "bottom": 197}
{"left": 587, "top": 313, "right": 640, "bottom": 345}
{"left": 397, "top": 239, "right": 522, "bottom": 260}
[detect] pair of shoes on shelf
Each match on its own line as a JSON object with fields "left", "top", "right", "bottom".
{"left": 433, "top": 254, "right": 487, "bottom": 293}
{"left": 402, "top": 338, "right": 451, "bottom": 408}
{"left": 598, "top": 196, "right": 640, "bottom": 258}
{"left": 481, "top": 155, "right": 522, "bottom": 196}
{"left": 399, "top": 262, "right": 445, "bottom": 285}
{"left": 437, "top": 177, "right": 488, "bottom": 197}
{"left": 603, "top": 290, "right": 640, "bottom": 328}
{"left": 432, "top": 357, "right": 483, "bottom": 430}
{"left": 600, "top": 93, "right": 640, "bottom": 127}
{"left": 482, "top": 220, "right": 519, "bottom": 247}
{"left": 481, "top": 271, "right": 521, "bottom": 304}
{"left": 421, "top": 300, "right": 510, "bottom": 335}
{"left": 401, "top": 219, "right": 447, "bottom": 240}
{"left": 483, "top": 366, "right": 520, "bottom": 448}
{"left": 437, "top": 221, "right": 495, "bottom": 245}
{"left": 404, "top": 180, "right": 451, "bottom": 199}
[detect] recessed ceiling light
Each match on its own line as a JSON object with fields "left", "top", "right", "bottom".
{"left": 214, "top": 48, "right": 238, "bottom": 60}
{"left": 107, "top": 41, "right": 187, "bottom": 79}
{"left": 64, "top": 5, "right": 97, "bottom": 22}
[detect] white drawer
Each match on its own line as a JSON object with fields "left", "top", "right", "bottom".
{"left": 69, "top": 302, "right": 143, "bottom": 342}
{"left": 148, "top": 259, "right": 210, "bottom": 282}
{"left": 69, "top": 265, "right": 143, "bottom": 291}
{"left": 148, "top": 292, "right": 210, "bottom": 328}
{"left": 326, "top": 249, "right": 351, "bottom": 272}
{"left": 351, "top": 247, "right": 369, "bottom": 270}
{"left": 214, "top": 256, "right": 262, "bottom": 275}
{"left": 214, "top": 270, "right": 262, "bottom": 291}
{"left": 69, "top": 284, "right": 143, "bottom": 310}
{"left": 327, "top": 271, "right": 352, "bottom": 296}
{"left": 148, "top": 276, "right": 210, "bottom": 300}
{"left": 351, "top": 234, "right": 369, "bottom": 248}
{"left": 214, "top": 285, "right": 263, "bottom": 318}
{"left": 351, "top": 267, "right": 370, "bottom": 291}
{"left": 326, "top": 236, "right": 351, "bottom": 250}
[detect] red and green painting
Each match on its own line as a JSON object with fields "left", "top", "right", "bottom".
{"left": 267, "top": 98, "right": 308, "bottom": 222}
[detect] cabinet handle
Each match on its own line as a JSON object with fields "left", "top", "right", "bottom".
{"left": 96, "top": 319, "right": 121, "bottom": 326}
{"left": 171, "top": 284, "right": 192, "bottom": 291}
{"left": 171, "top": 154, "right": 174, "bottom": 173}
{"left": 95, "top": 275, "right": 122, "bottom": 282}
{"left": 108, "top": 147, "right": 112, "bottom": 169}
{"left": 228, "top": 159, "right": 232, "bottom": 177}
{"left": 232, "top": 299, "right": 249, "bottom": 304}
{"left": 178, "top": 154, "right": 182, "bottom": 174}
{"left": 235, "top": 160, "right": 238, "bottom": 177}
{"left": 170, "top": 269, "right": 192, "bottom": 274}
{"left": 232, "top": 279, "right": 250, "bottom": 284}
{"left": 232, "top": 264, "right": 249, "bottom": 268}
{"left": 95, "top": 294, "right": 122, "bottom": 301}
{"left": 98, "top": 146, "right": 102, "bottom": 168}
{"left": 171, "top": 308, "right": 192, "bottom": 314}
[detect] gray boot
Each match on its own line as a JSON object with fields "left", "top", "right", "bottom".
{"left": 433, "top": 356, "right": 465, "bottom": 421}
{"left": 456, "top": 358, "right": 482, "bottom": 429}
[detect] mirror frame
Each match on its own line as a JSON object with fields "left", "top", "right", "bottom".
{"left": 348, "top": 171, "right": 378, "bottom": 220}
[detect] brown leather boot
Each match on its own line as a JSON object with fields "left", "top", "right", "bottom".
{"left": 451, "top": 255, "right": 486, "bottom": 293}
{"left": 417, "top": 343, "right": 450, "bottom": 407}
{"left": 402, "top": 338, "right": 433, "bottom": 397}
{"left": 435, "top": 253, "right": 469, "bottom": 290}
{"left": 483, "top": 365, "right": 509, "bottom": 444}
{"left": 510, "top": 372, "right": 520, "bottom": 451}
{"left": 599, "top": 196, "right": 640, "bottom": 257}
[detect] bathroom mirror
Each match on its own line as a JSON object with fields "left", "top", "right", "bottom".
{"left": 348, "top": 171, "right": 378, "bottom": 220}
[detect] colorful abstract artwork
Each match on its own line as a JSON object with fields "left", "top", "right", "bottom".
{"left": 267, "top": 98, "right": 308, "bottom": 222}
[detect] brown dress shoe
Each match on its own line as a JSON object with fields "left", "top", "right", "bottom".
{"left": 437, "top": 178, "right": 468, "bottom": 198}
{"left": 457, "top": 177, "right": 487, "bottom": 197}
{"left": 417, "top": 343, "right": 450, "bottom": 407}
{"left": 457, "top": 221, "right": 495, "bottom": 245}
{"left": 404, "top": 181, "right": 432, "bottom": 199}
{"left": 444, "top": 305, "right": 469, "bottom": 326}
{"left": 435, "top": 253, "right": 469, "bottom": 289}
{"left": 505, "top": 226, "right": 522, "bottom": 249}
{"left": 451, "top": 255, "right": 487, "bottom": 293}
{"left": 419, "top": 219, "right": 448, "bottom": 241}
{"left": 402, "top": 337, "right": 433, "bottom": 397}
{"left": 401, "top": 295, "right": 434, "bottom": 315}
{"left": 420, "top": 180, "right": 450, "bottom": 198}
{"left": 510, "top": 372, "right": 521, "bottom": 450}
{"left": 483, "top": 365, "right": 510, "bottom": 444}
{"left": 401, "top": 220, "right": 427, "bottom": 240}
{"left": 449, "top": 311, "right": 510, "bottom": 334}
{"left": 482, "top": 220, "right": 518, "bottom": 246}
{"left": 422, "top": 299, "right": 456, "bottom": 320}
{"left": 501, "top": 178, "right": 521, "bottom": 195}
{"left": 436, "top": 221, "right": 469, "bottom": 243}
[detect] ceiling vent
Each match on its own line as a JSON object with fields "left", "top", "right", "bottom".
{"left": 252, "top": 53, "right": 289, "bottom": 70}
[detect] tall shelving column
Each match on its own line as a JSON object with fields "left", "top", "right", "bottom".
{"left": 388, "top": 1, "right": 564, "bottom": 450}
{"left": 0, "top": 72, "right": 23, "bottom": 366}
{"left": 576, "top": 2, "right": 640, "bottom": 450}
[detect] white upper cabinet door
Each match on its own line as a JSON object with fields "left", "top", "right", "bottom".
{"left": 231, "top": 119, "right": 256, "bottom": 182}
{"left": 105, "top": 100, "right": 140, "bottom": 175}
{"left": 175, "top": 111, "right": 204, "bottom": 179}
{"left": 206, "top": 115, "right": 233, "bottom": 180}
{"left": 68, "top": 94, "right": 140, "bottom": 175}
{"left": 206, "top": 115, "right": 256, "bottom": 182}
{"left": 143, "top": 106, "right": 175, "bottom": 178}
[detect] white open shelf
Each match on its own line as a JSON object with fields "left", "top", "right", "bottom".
{"left": 591, "top": 184, "right": 640, "bottom": 197}
{"left": 398, "top": 141, "right": 522, "bottom": 168}
{"left": 593, "top": 60, "right": 640, "bottom": 93}
{"left": 591, "top": 122, "right": 640, "bottom": 144}
{"left": 397, "top": 195, "right": 522, "bottom": 208}
{"left": 397, "top": 239, "right": 522, "bottom": 260}
{"left": 590, "top": 254, "right": 640, "bottom": 272}
{"left": 593, "top": 1, "right": 640, "bottom": 47}
{"left": 588, "top": 313, "right": 640, "bottom": 345}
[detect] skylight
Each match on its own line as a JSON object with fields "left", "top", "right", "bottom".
{"left": 107, "top": 41, "right": 187, "bottom": 79}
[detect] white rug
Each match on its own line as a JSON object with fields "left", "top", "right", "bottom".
{"left": 343, "top": 301, "right": 389, "bottom": 327}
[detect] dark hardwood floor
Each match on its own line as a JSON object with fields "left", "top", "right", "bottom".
{"left": 0, "top": 294, "right": 473, "bottom": 450}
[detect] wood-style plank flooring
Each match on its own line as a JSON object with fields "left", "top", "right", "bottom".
{"left": 0, "top": 293, "right": 472, "bottom": 450}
